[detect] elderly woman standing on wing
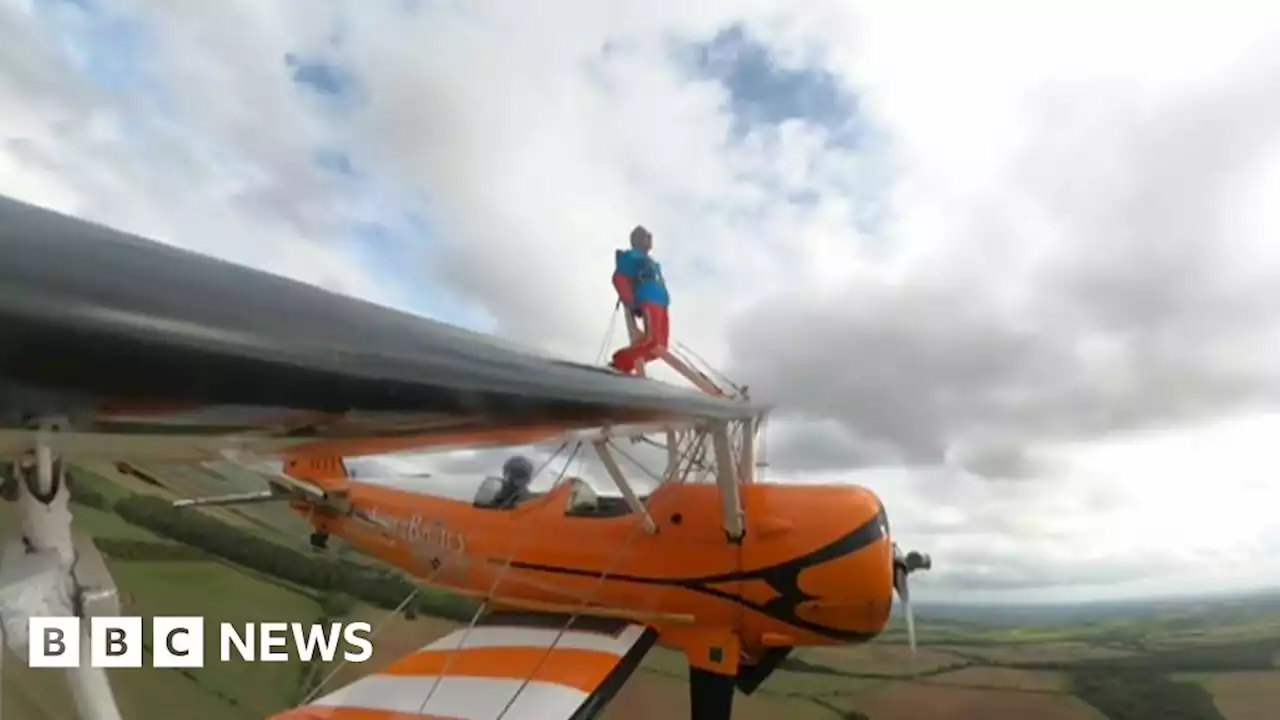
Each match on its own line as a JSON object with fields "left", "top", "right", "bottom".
{"left": 609, "top": 225, "right": 670, "bottom": 375}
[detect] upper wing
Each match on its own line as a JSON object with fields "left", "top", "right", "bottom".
{"left": 0, "top": 195, "right": 762, "bottom": 460}
{"left": 272, "top": 612, "right": 657, "bottom": 720}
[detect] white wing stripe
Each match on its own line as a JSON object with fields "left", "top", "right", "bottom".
{"left": 312, "top": 674, "right": 589, "bottom": 719}
{"left": 424, "top": 625, "right": 646, "bottom": 656}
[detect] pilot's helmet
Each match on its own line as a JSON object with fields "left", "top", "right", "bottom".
{"left": 503, "top": 455, "right": 534, "bottom": 485}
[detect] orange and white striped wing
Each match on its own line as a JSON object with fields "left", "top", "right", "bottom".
{"left": 270, "top": 613, "right": 658, "bottom": 720}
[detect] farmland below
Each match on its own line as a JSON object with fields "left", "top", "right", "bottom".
{"left": 3, "top": 465, "right": 1280, "bottom": 719}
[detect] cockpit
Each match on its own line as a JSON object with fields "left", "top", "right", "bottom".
{"left": 470, "top": 475, "right": 641, "bottom": 518}
{"left": 345, "top": 456, "right": 644, "bottom": 518}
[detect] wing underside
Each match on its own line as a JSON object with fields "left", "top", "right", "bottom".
{"left": 272, "top": 612, "right": 657, "bottom": 720}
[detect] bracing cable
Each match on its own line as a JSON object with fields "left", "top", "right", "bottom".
{"left": 414, "top": 442, "right": 578, "bottom": 714}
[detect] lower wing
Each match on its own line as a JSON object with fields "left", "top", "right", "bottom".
{"left": 271, "top": 612, "right": 657, "bottom": 720}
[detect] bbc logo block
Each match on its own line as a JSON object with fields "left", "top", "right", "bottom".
{"left": 29, "top": 616, "right": 200, "bottom": 669}
{"left": 153, "top": 616, "right": 204, "bottom": 668}
{"left": 90, "top": 616, "right": 142, "bottom": 668}
{"left": 28, "top": 617, "right": 81, "bottom": 668}
{"left": 28, "top": 616, "right": 372, "bottom": 668}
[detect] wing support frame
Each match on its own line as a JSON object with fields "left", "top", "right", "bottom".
{"left": 738, "top": 415, "right": 759, "bottom": 485}
{"left": 709, "top": 420, "right": 746, "bottom": 541}
{"left": 620, "top": 327, "right": 758, "bottom": 541}
{"left": 591, "top": 440, "right": 657, "bottom": 534}
{"left": 0, "top": 417, "right": 124, "bottom": 720}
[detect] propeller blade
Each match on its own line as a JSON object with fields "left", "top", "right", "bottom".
{"left": 688, "top": 666, "right": 736, "bottom": 720}
{"left": 896, "top": 568, "right": 917, "bottom": 656}
{"left": 893, "top": 542, "right": 931, "bottom": 673}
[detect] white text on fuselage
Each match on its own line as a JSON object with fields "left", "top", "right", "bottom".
{"left": 367, "top": 507, "right": 466, "bottom": 555}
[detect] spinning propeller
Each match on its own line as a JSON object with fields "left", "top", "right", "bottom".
{"left": 893, "top": 542, "right": 932, "bottom": 659}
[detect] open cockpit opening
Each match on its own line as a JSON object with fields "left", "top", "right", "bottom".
{"left": 470, "top": 475, "right": 645, "bottom": 518}
{"left": 559, "top": 477, "right": 647, "bottom": 518}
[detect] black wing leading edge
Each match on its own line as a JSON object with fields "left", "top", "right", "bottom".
{"left": 0, "top": 194, "right": 762, "bottom": 436}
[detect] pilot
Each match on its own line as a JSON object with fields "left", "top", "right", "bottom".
{"left": 609, "top": 225, "right": 670, "bottom": 375}
{"left": 492, "top": 455, "right": 534, "bottom": 509}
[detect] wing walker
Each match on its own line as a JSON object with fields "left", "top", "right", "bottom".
{"left": 0, "top": 196, "right": 931, "bottom": 719}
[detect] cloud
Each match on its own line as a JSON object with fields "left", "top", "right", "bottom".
{"left": 6, "top": 0, "right": 1280, "bottom": 602}
{"left": 0, "top": 0, "right": 393, "bottom": 303}
{"left": 731, "top": 18, "right": 1280, "bottom": 473}
{"left": 857, "top": 412, "right": 1280, "bottom": 601}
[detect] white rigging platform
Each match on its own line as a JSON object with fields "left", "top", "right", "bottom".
{"left": 0, "top": 418, "right": 124, "bottom": 720}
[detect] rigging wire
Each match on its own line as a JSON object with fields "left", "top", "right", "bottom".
{"left": 594, "top": 302, "right": 621, "bottom": 365}
{"left": 595, "top": 291, "right": 739, "bottom": 403}
{"left": 298, "top": 441, "right": 539, "bottom": 706}
{"left": 414, "top": 441, "right": 578, "bottom": 715}
{"left": 673, "top": 341, "right": 740, "bottom": 395}
{"left": 492, "top": 433, "right": 709, "bottom": 719}
{"left": 494, "top": 509, "right": 652, "bottom": 720}
{"left": 391, "top": 301, "right": 750, "bottom": 715}
{"left": 608, "top": 440, "right": 667, "bottom": 484}
{"left": 420, "top": 438, "right": 702, "bottom": 610}
{"left": 298, "top": 585, "right": 424, "bottom": 705}
{"left": 675, "top": 429, "right": 711, "bottom": 485}
{"left": 550, "top": 439, "right": 583, "bottom": 490}
{"left": 634, "top": 435, "right": 709, "bottom": 472}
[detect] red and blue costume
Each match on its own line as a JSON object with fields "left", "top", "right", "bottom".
{"left": 610, "top": 248, "right": 670, "bottom": 374}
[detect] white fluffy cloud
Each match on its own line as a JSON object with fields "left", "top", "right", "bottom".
{"left": 5, "top": 0, "right": 1280, "bottom": 601}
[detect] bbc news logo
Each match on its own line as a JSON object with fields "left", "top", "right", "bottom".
{"left": 29, "top": 617, "right": 373, "bottom": 668}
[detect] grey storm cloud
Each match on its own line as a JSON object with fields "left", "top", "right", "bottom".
{"left": 728, "top": 57, "right": 1280, "bottom": 475}
{"left": 761, "top": 418, "right": 904, "bottom": 472}
{"left": 946, "top": 439, "right": 1047, "bottom": 482}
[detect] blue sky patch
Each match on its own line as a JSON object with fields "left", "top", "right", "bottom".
{"left": 674, "top": 24, "right": 896, "bottom": 238}
{"left": 38, "top": 0, "right": 94, "bottom": 11}
{"left": 286, "top": 54, "right": 351, "bottom": 97}
{"left": 313, "top": 148, "right": 356, "bottom": 178}
{"left": 34, "top": 0, "right": 166, "bottom": 107}
{"left": 285, "top": 52, "right": 369, "bottom": 118}
{"left": 683, "top": 24, "right": 859, "bottom": 142}
{"left": 310, "top": 140, "right": 492, "bottom": 331}
{"left": 343, "top": 217, "right": 497, "bottom": 332}
{"left": 29, "top": 0, "right": 488, "bottom": 330}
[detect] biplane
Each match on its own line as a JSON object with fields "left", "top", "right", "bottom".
{"left": 0, "top": 193, "right": 931, "bottom": 720}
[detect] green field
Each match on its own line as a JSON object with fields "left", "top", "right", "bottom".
{"left": 5, "top": 467, "right": 1280, "bottom": 720}
{"left": 2, "top": 561, "right": 323, "bottom": 720}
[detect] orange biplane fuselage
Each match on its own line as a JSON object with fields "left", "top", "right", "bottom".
{"left": 285, "top": 458, "right": 894, "bottom": 675}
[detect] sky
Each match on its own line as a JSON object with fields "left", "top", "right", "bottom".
{"left": 4, "top": 0, "right": 1280, "bottom": 604}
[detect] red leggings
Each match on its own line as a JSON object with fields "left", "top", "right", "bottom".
{"left": 611, "top": 303, "right": 669, "bottom": 374}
